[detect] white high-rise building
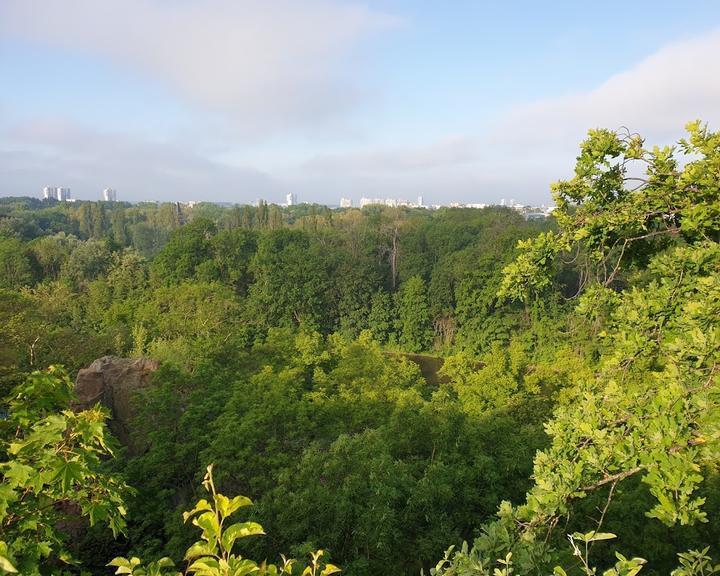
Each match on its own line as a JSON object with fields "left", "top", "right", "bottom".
{"left": 417, "top": 195, "right": 424, "bottom": 207}
{"left": 340, "top": 198, "right": 352, "bottom": 208}
{"left": 103, "top": 188, "right": 117, "bottom": 202}
{"left": 43, "top": 186, "right": 71, "bottom": 201}
{"left": 285, "top": 192, "right": 298, "bottom": 206}
{"left": 360, "top": 197, "right": 384, "bottom": 208}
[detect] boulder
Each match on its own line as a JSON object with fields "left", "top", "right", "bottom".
{"left": 74, "top": 356, "right": 159, "bottom": 448}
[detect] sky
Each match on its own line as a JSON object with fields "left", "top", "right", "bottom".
{"left": 1, "top": 1, "right": 719, "bottom": 206}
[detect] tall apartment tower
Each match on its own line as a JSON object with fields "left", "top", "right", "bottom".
{"left": 43, "top": 187, "right": 71, "bottom": 201}
{"left": 103, "top": 188, "right": 117, "bottom": 202}
{"left": 285, "top": 192, "right": 297, "bottom": 206}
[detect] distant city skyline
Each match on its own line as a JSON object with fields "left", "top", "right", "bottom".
{"left": 32, "top": 185, "right": 550, "bottom": 210}
{"left": 34, "top": 186, "right": 556, "bottom": 212}
{"left": 1, "top": 1, "right": 720, "bottom": 204}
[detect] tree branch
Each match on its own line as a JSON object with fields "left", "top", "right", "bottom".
{"left": 579, "top": 466, "right": 642, "bottom": 492}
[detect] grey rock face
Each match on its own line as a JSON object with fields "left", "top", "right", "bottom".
{"left": 74, "top": 356, "right": 159, "bottom": 449}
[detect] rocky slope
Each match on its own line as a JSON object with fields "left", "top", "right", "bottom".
{"left": 73, "top": 356, "right": 159, "bottom": 450}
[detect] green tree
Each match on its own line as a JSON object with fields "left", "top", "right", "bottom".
{"left": 110, "top": 208, "right": 129, "bottom": 246}
{"left": 59, "top": 239, "right": 112, "bottom": 288}
{"left": 108, "top": 465, "right": 341, "bottom": 576}
{"left": 151, "top": 218, "right": 217, "bottom": 284}
{"left": 27, "top": 233, "right": 75, "bottom": 281}
{"left": 397, "top": 275, "right": 433, "bottom": 352}
{"left": 0, "top": 237, "right": 33, "bottom": 289}
{"left": 436, "top": 122, "right": 720, "bottom": 574}
{"left": 367, "top": 291, "right": 396, "bottom": 344}
{"left": 130, "top": 222, "right": 168, "bottom": 258}
{"left": 209, "top": 229, "right": 257, "bottom": 294}
{"left": 136, "top": 281, "right": 241, "bottom": 367}
{"left": 246, "top": 230, "right": 333, "bottom": 330}
{"left": 334, "top": 256, "right": 384, "bottom": 337}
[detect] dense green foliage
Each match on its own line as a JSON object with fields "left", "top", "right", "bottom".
{"left": 0, "top": 197, "right": 546, "bottom": 394}
{"left": 108, "top": 465, "right": 341, "bottom": 576}
{"left": 0, "top": 122, "right": 718, "bottom": 575}
{"left": 434, "top": 122, "right": 720, "bottom": 574}
{"left": 0, "top": 367, "right": 128, "bottom": 574}
{"left": 115, "top": 330, "right": 551, "bottom": 575}
{"left": 0, "top": 369, "right": 339, "bottom": 576}
{"left": 0, "top": 197, "right": 555, "bottom": 575}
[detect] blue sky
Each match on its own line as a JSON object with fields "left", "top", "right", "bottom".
{"left": 1, "top": 0, "right": 719, "bottom": 204}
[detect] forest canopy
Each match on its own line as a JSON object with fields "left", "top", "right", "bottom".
{"left": 0, "top": 122, "right": 718, "bottom": 575}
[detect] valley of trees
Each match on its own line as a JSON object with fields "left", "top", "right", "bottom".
{"left": 0, "top": 122, "right": 718, "bottom": 575}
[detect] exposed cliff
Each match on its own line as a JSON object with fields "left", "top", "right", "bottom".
{"left": 73, "top": 356, "right": 159, "bottom": 449}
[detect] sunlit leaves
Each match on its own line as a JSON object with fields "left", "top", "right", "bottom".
{"left": 0, "top": 367, "right": 130, "bottom": 574}
{"left": 497, "top": 232, "right": 562, "bottom": 303}
{"left": 112, "top": 465, "right": 338, "bottom": 576}
{"left": 221, "top": 522, "right": 265, "bottom": 552}
{"left": 108, "top": 555, "right": 178, "bottom": 576}
{"left": 438, "top": 122, "right": 720, "bottom": 575}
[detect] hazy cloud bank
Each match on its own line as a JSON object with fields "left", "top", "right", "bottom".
{"left": 0, "top": 119, "right": 276, "bottom": 201}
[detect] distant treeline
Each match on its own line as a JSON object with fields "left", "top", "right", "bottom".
{"left": 0, "top": 197, "right": 558, "bottom": 371}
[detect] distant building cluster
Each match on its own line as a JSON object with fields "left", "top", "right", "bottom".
{"left": 43, "top": 186, "right": 73, "bottom": 202}
{"left": 359, "top": 196, "right": 425, "bottom": 209}
{"left": 449, "top": 202, "right": 487, "bottom": 209}
{"left": 42, "top": 186, "right": 119, "bottom": 202}
{"left": 37, "top": 185, "right": 553, "bottom": 219}
{"left": 498, "top": 198, "right": 556, "bottom": 219}
{"left": 344, "top": 195, "right": 554, "bottom": 218}
{"left": 499, "top": 198, "right": 528, "bottom": 210}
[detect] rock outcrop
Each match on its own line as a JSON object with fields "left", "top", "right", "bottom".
{"left": 74, "top": 356, "right": 159, "bottom": 449}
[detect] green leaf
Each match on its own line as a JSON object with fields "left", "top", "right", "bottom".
{"left": 193, "top": 511, "right": 221, "bottom": 542}
{"left": 321, "top": 564, "right": 342, "bottom": 576}
{"left": 183, "top": 499, "right": 213, "bottom": 523}
{"left": 586, "top": 532, "right": 617, "bottom": 542}
{"left": 0, "top": 555, "right": 18, "bottom": 574}
{"left": 221, "top": 521, "right": 265, "bottom": 551}
{"left": 188, "top": 558, "right": 220, "bottom": 572}
{"left": 226, "top": 495, "right": 254, "bottom": 516}
{"left": 107, "top": 556, "right": 131, "bottom": 567}
{"left": 3, "top": 463, "right": 34, "bottom": 488}
{"left": 184, "top": 541, "right": 216, "bottom": 561}
{"left": 155, "top": 557, "right": 175, "bottom": 568}
{"left": 54, "top": 459, "right": 84, "bottom": 493}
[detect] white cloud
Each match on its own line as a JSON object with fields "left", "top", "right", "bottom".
{"left": 0, "top": 0, "right": 397, "bottom": 136}
{"left": 1, "top": 16, "right": 718, "bottom": 205}
{"left": 495, "top": 29, "right": 720, "bottom": 154}
{"left": 290, "top": 28, "right": 720, "bottom": 204}
{"left": 300, "top": 136, "right": 481, "bottom": 175}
